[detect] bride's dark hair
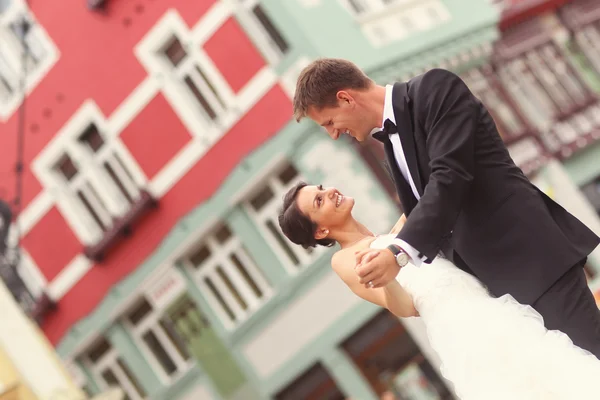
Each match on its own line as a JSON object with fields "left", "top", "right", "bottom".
{"left": 278, "top": 181, "right": 336, "bottom": 249}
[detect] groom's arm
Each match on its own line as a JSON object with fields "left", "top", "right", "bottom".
{"left": 396, "top": 68, "right": 478, "bottom": 262}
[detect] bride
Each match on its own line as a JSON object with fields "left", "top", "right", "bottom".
{"left": 278, "top": 181, "right": 600, "bottom": 400}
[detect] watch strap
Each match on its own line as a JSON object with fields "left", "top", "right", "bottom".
{"left": 386, "top": 244, "right": 403, "bottom": 256}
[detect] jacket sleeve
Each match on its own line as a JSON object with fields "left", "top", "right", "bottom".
{"left": 396, "top": 69, "right": 478, "bottom": 261}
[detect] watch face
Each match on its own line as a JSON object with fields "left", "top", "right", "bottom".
{"left": 397, "top": 252, "right": 409, "bottom": 266}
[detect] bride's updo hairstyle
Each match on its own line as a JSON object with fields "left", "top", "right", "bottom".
{"left": 278, "top": 181, "right": 336, "bottom": 249}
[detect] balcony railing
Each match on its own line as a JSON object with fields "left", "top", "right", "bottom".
{"left": 83, "top": 189, "right": 158, "bottom": 262}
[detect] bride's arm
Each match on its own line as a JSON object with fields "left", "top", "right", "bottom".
{"left": 389, "top": 213, "right": 407, "bottom": 235}
{"left": 332, "top": 250, "right": 417, "bottom": 318}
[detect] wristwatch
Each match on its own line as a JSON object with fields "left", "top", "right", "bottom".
{"left": 387, "top": 244, "right": 409, "bottom": 267}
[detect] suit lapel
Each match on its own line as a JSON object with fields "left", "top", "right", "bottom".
{"left": 392, "top": 82, "right": 424, "bottom": 197}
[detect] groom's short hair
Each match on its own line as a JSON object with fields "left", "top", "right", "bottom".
{"left": 293, "top": 58, "right": 372, "bottom": 122}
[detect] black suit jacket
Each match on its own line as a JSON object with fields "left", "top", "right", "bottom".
{"left": 383, "top": 68, "right": 600, "bottom": 305}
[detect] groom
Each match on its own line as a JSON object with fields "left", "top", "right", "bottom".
{"left": 293, "top": 58, "right": 600, "bottom": 357}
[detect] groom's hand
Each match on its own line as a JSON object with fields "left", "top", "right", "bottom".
{"left": 354, "top": 249, "right": 400, "bottom": 288}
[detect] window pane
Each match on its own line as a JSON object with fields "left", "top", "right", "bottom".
{"left": 252, "top": 5, "right": 289, "bottom": 54}
{"left": 78, "top": 124, "right": 104, "bottom": 152}
{"left": 184, "top": 75, "right": 217, "bottom": 120}
{"left": 195, "top": 65, "right": 225, "bottom": 109}
{"left": 104, "top": 160, "right": 133, "bottom": 204}
{"left": 230, "top": 252, "right": 263, "bottom": 298}
{"left": 250, "top": 186, "right": 274, "bottom": 211}
{"left": 205, "top": 277, "right": 235, "bottom": 321}
{"left": 216, "top": 265, "right": 247, "bottom": 310}
{"left": 77, "top": 187, "right": 107, "bottom": 232}
{"left": 11, "top": 16, "right": 42, "bottom": 65}
{"left": 159, "top": 318, "right": 190, "bottom": 361}
{"left": 164, "top": 37, "right": 187, "bottom": 66}
{"left": 266, "top": 219, "right": 300, "bottom": 266}
{"left": 127, "top": 298, "right": 153, "bottom": 325}
{"left": 214, "top": 224, "right": 232, "bottom": 244}
{"left": 142, "top": 330, "right": 178, "bottom": 376}
{"left": 278, "top": 163, "right": 298, "bottom": 185}
{"left": 117, "top": 358, "right": 146, "bottom": 398}
{"left": 346, "top": 0, "right": 367, "bottom": 14}
{"left": 101, "top": 368, "right": 119, "bottom": 386}
{"left": 189, "top": 245, "right": 211, "bottom": 268}
{"left": 55, "top": 154, "right": 78, "bottom": 181}
{"left": 88, "top": 338, "right": 111, "bottom": 363}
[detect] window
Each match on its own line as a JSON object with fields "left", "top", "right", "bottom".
{"left": 51, "top": 123, "right": 143, "bottom": 245}
{"left": 161, "top": 35, "right": 230, "bottom": 125}
{"left": 83, "top": 338, "right": 146, "bottom": 400}
{"left": 498, "top": 43, "right": 592, "bottom": 130}
{"left": 0, "top": 0, "right": 58, "bottom": 119}
{"left": 137, "top": 9, "right": 279, "bottom": 148}
{"left": 124, "top": 298, "right": 192, "bottom": 382}
{"left": 574, "top": 20, "right": 600, "bottom": 76}
{"left": 354, "top": 0, "right": 451, "bottom": 47}
{"left": 245, "top": 163, "right": 325, "bottom": 270}
{"left": 236, "top": 0, "right": 289, "bottom": 64}
{"left": 342, "top": 0, "right": 411, "bottom": 16}
{"left": 183, "top": 223, "right": 272, "bottom": 328}
{"left": 462, "top": 67, "right": 527, "bottom": 139}
{"left": 497, "top": 42, "right": 598, "bottom": 154}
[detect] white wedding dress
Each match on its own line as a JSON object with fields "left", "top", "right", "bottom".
{"left": 370, "top": 234, "right": 600, "bottom": 400}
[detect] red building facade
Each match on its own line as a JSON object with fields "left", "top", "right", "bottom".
{"left": 0, "top": 0, "right": 292, "bottom": 345}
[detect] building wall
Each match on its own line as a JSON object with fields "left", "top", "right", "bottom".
{"left": 53, "top": 118, "right": 406, "bottom": 398}
{"left": 1, "top": 0, "right": 302, "bottom": 345}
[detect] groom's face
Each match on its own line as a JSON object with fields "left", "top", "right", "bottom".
{"left": 307, "top": 94, "right": 373, "bottom": 142}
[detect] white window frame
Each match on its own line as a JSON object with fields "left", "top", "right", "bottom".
{"left": 349, "top": 0, "right": 452, "bottom": 47}
{"left": 230, "top": 0, "right": 289, "bottom": 65}
{"left": 341, "top": 0, "right": 412, "bottom": 17}
{"left": 155, "top": 33, "right": 237, "bottom": 134}
{"left": 243, "top": 164, "right": 327, "bottom": 273}
{"left": 499, "top": 44, "right": 590, "bottom": 127}
{"left": 134, "top": 7, "right": 277, "bottom": 148}
{"left": 123, "top": 298, "right": 194, "bottom": 384}
{"left": 83, "top": 342, "right": 146, "bottom": 400}
{"left": 498, "top": 43, "right": 599, "bottom": 152}
{"left": 0, "top": 0, "right": 59, "bottom": 121}
{"left": 31, "top": 101, "right": 148, "bottom": 246}
{"left": 183, "top": 224, "right": 273, "bottom": 330}
{"left": 576, "top": 22, "right": 600, "bottom": 75}
{"left": 498, "top": 57, "right": 556, "bottom": 132}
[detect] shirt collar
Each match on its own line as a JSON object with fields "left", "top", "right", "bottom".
{"left": 370, "top": 84, "right": 395, "bottom": 135}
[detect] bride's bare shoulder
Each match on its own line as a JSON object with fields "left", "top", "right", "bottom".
{"left": 331, "top": 239, "right": 375, "bottom": 269}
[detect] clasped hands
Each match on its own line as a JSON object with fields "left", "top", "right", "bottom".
{"left": 354, "top": 214, "right": 406, "bottom": 289}
{"left": 355, "top": 248, "right": 400, "bottom": 289}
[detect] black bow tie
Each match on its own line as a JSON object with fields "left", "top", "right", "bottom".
{"left": 372, "top": 118, "right": 397, "bottom": 143}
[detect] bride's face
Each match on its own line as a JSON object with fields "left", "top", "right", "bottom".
{"left": 296, "top": 184, "right": 355, "bottom": 237}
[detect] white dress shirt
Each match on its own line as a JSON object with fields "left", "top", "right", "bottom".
{"left": 375, "top": 84, "right": 427, "bottom": 267}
